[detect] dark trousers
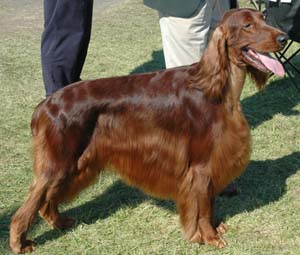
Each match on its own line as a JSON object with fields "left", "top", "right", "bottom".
{"left": 41, "top": 0, "right": 93, "bottom": 96}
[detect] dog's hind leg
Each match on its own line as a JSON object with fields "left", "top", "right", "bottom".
{"left": 38, "top": 184, "right": 76, "bottom": 230}
{"left": 39, "top": 141, "right": 103, "bottom": 230}
{"left": 10, "top": 176, "right": 49, "bottom": 254}
{"left": 10, "top": 126, "right": 59, "bottom": 254}
{"left": 40, "top": 135, "right": 103, "bottom": 232}
{"left": 9, "top": 151, "right": 72, "bottom": 253}
{"left": 10, "top": 166, "right": 78, "bottom": 253}
{"left": 38, "top": 162, "right": 103, "bottom": 230}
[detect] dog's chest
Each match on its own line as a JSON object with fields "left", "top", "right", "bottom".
{"left": 210, "top": 112, "right": 251, "bottom": 194}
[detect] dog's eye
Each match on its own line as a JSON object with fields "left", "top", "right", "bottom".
{"left": 244, "top": 23, "right": 252, "bottom": 29}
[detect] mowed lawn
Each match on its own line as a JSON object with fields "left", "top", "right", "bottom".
{"left": 0, "top": 0, "right": 300, "bottom": 254}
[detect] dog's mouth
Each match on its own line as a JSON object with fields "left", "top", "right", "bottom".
{"left": 242, "top": 48, "right": 285, "bottom": 77}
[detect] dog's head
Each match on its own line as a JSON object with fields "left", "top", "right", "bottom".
{"left": 219, "top": 8, "right": 288, "bottom": 88}
{"left": 192, "top": 8, "right": 287, "bottom": 100}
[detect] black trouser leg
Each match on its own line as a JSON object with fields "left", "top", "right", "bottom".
{"left": 41, "top": 0, "right": 93, "bottom": 96}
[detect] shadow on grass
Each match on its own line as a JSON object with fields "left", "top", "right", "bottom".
{"left": 130, "top": 49, "right": 165, "bottom": 74}
{"left": 215, "top": 151, "right": 300, "bottom": 222}
{"left": 242, "top": 77, "right": 300, "bottom": 128}
{"left": 0, "top": 207, "right": 20, "bottom": 252}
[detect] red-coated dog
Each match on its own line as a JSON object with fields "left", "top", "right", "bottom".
{"left": 10, "top": 8, "right": 287, "bottom": 253}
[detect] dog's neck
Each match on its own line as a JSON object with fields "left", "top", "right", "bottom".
{"left": 225, "top": 62, "right": 246, "bottom": 113}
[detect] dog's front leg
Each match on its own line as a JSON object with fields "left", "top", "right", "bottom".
{"left": 196, "top": 172, "right": 227, "bottom": 248}
{"left": 177, "top": 164, "right": 227, "bottom": 248}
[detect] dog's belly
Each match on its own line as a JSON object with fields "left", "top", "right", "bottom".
{"left": 95, "top": 118, "right": 189, "bottom": 200}
{"left": 102, "top": 139, "right": 185, "bottom": 200}
{"left": 111, "top": 158, "right": 178, "bottom": 200}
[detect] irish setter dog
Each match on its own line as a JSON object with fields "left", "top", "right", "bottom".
{"left": 10, "top": 8, "right": 287, "bottom": 253}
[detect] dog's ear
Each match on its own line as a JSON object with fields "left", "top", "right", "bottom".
{"left": 209, "top": 26, "right": 229, "bottom": 69}
{"left": 246, "top": 65, "right": 269, "bottom": 90}
{"left": 191, "top": 26, "right": 229, "bottom": 101}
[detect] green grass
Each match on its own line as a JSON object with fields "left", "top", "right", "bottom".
{"left": 0, "top": 0, "right": 300, "bottom": 254}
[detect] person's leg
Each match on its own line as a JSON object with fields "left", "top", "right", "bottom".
{"left": 41, "top": 0, "right": 93, "bottom": 96}
{"left": 159, "top": 0, "right": 217, "bottom": 68}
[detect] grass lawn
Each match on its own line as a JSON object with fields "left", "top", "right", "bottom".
{"left": 0, "top": 0, "right": 300, "bottom": 254}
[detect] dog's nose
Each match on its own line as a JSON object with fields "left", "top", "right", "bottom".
{"left": 276, "top": 34, "right": 289, "bottom": 48}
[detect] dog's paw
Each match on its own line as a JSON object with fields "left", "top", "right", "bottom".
{"left": 22, "top": 239, "right": 37, "bottom": 253}
{"left": 11, "top": 239, "right": 37, "bottom": 254}
{"left": 216, "top": 222, "right": 228, "bottom": 234}
{"left": 205, "top": 234, "right": 227, "bottom": 248}
{"left": 215, "top": 235, "right": 227, "bottom": 248}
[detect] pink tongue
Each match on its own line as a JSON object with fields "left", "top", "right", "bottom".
{"left": 256, "top": 53, "right": 285, "bottom": 77}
